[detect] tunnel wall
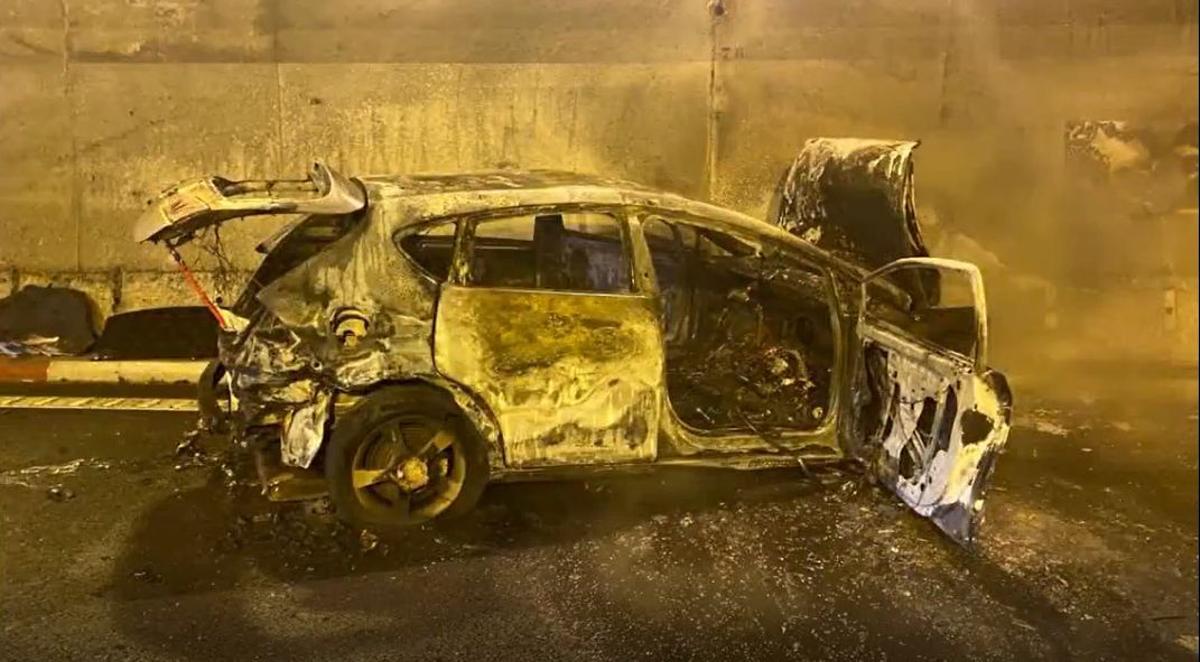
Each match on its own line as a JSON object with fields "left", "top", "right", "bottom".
{"left": 1, "top": 0, "right": 1197, "bottom": 364}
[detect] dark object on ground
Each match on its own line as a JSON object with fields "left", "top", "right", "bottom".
{"left": 91, "top": 307, "right": 219, "bottom": 360}
{"left": 0, "top": 285, "right": 97, "bottom": 355}
{"left": 46, "top": 485, "right": 75, "bottom": 501}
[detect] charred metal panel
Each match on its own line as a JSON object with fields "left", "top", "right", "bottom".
{"left": 434, "top": 287, "right": 662, "bottom": 468}
{"left": 861, "top": 325, "right": 1011, "bottom": 546}
{"left": 225, "top": 198, "right": 441, "bottom": 467}
{"left": 280, "top": 390, "right": 334, "bottom": 468}
{"left": 256, "top": 201, "right": 439, "bottom": 388}
{"left": 769, "top": 138, "right": 930, "bottom": 271}
{"left": 135, "top": 162, "right": 366, "bottom": 245}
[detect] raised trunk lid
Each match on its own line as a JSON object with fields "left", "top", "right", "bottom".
{"left": 134, "top": 162, "right": 366, "bottom": 246}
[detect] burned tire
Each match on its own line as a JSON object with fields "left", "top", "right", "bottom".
{"left": 325, "top": 385, "right": 490, "bottom": 530}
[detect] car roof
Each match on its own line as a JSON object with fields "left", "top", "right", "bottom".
{"left": 356, "top": 169, "right": 868, "bottom": 279}
{"left": 357, "top": 169, "right": 656, "bottom": 196}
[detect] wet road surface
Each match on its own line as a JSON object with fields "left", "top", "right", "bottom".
{"left": 0, "top": 375, "right": 1196, "bottom": 660}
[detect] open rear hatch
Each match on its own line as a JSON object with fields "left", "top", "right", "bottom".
{"left": 134, "top": 162, "right": 366, "bottom": 246}
{"left": 134, "top": 162, "right": 367, "bottom": 330}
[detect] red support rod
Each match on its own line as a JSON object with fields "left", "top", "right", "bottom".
{"left": 166, "top": 246, "right": 228, "bottom": 330}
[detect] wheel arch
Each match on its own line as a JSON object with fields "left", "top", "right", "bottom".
{"left": 333, "top": 376, "right": 506, "bottom": 472}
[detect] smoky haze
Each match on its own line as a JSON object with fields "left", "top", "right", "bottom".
{"left": 0, "top": 0, "right": 1195, "bottom": 370}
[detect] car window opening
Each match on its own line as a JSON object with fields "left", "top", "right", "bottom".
{"left": 468, "top": 212, "right": 631, "bottom": 293}
{"left": 643, "top": 216, "right": 835, "bottom": 433}
{"left": 399, "top": 221, "right": 457, "bottom": 282}
{"left": 865, "top": 265, "right": 977, "bottom": 361}
{"left": 232, "top": 211, "right": 365, "bottom": 318}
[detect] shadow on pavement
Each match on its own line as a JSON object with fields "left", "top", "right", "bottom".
{"left": 104, "top": 454, "right": 847, "bottom": 659}
{"left": 101, "top": 413, "right": 1197, "bottom": 661}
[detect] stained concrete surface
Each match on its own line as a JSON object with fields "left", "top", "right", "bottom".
{"left": 3, "top": 0, "right": 1195, "bottom": 272}
{"left": 0, "top": 371, "right": 1196, "bottom": 661}
{"left": 2, "top": 0, "right": 1196, "bottom": 387}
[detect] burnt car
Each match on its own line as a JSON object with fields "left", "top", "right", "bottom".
{"left": 135, "top": 144, "right": 1011, "bottom": 546}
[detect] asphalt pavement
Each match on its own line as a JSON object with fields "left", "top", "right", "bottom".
{"left": 0, "top": 372, "right": 1196, "bottom": 661}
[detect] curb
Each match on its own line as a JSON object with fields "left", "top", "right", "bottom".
{"left": 0, "top": 394, "right": 201, "bottom": 411}
{"left": 0, "top": 358, "right": 207, "bottom": 385}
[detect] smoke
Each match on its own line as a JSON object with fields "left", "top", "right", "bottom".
{"left": 907, "top": 0, "right": 1199, "bottom": 371}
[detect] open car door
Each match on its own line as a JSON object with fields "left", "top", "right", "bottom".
{"left": 857, "top": 258, "right": 1012, "bottom": 546}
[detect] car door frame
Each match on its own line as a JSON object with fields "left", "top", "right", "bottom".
{"left": 627, "top": 209, "right": 846, "bottom": 458}
{"left": 856, "top": 256, "right": 1012, "bottom": 545}
{"left": 431, "top": 203, "right": 667, "bottom": 469}
{"left": 861, "top": 257, "right": 989, "bottom": 371}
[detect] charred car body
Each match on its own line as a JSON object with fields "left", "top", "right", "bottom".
{"left": 136, "top": 140, "right": 1012, "bottom": 545}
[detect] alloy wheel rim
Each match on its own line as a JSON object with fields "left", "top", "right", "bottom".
{"left": 350, "top": 415, "right": 466, "bottom": 523}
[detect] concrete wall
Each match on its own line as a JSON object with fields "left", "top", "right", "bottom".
{"left": 2, "top": 0, "right": 1197, "bottom": 361}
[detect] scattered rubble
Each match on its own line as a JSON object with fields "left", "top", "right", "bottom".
{"left": 46, "top": 485, "right": 75, "bottom": 502}
{"left": 359, "top": 530, "right": 380, "bottom": 552}
{"left": 130, "top": 568, "right": 163, "bottom": 584}
{"left": 0, "top": 457, "right": 113, "bottom": 488}
{"left": 0, "top": 335, "right": 65, "bottom": 358}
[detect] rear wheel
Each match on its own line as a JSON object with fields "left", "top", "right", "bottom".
{"left": 326, "top": 386, "right": 489, "bottom": 529}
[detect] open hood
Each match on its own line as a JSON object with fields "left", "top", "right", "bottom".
{"left": 767, "top": 138, "right": 930, "bottom": 271}
{"left": 134, "top": 162, "right": 366, "bottom": 245}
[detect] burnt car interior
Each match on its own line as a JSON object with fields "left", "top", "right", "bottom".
{"left": 641, "top": 216, "right": 835, "bottom": 433}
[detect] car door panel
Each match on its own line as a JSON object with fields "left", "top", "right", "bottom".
{"left": 434, "top": 287, "right": 663, "bottom": 468}
{"left": 858, "top": 259, "right": 1012, "bottom": 546}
